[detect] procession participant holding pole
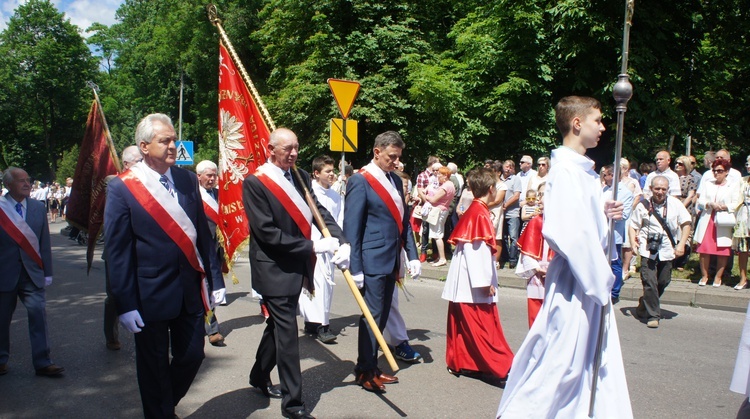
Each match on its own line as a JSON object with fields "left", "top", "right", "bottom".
{"left": 344, "top": 131, "right": 420, "bottom": 392}
{"left": 496, "top": 96, "right": 632, "bottom": 418}
{"left": 243, "top": 128, "right": 349, "bottom": 419}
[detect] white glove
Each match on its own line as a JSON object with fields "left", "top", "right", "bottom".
{"left": 213, "top": 288, "right": 227, "bottom": 306}
{"left": 408, "top": 260, "right": 422, "bottom": 280}
{"left": 119, "top": 310, "right": 144, "bottom": 333}
{"left": 351, "top": 272, "right": 364, "bottom": 289}
{"left": 331, "top": 243, "right": 351, "bottom": 270}
{"left": 44, "top": 276, "right": 53, "bottom": 287}
{"left": 313, "top": 237, "right": 340, "bottom": 255}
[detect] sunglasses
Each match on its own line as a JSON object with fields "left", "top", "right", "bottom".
{"left": 713, "top": 169, "right": 726, "bottom": 174}
{"left": 675, "top": 162, "right": 684, "bottom": 166}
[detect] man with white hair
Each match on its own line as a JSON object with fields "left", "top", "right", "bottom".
{"left": 196, "top": 160, "right": 227, "bottom": 347}
{"left": 700, "top": 149, "right": 742, "bottom": 187}
{"left": 518, "top": 155, "right": 537, "bottom": 205}
{"left": 0, "top": 167, "right": 62, "bottom": 377}
{"left": 104, "top": 114, "right": 219, "bottom": 417}
{"left": 102, "top": 145, "right": 143, "bottom": 351}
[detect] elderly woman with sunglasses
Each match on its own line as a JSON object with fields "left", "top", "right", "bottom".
{"left": 732, "top": 156, "right": 750, "bottom": 289}
{"left": 694, "top": 158, "right": 740, "bottom": 287}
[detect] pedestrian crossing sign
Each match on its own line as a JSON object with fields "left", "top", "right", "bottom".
{"left": 175, "top": 141, "right": 194, "bottom": 165}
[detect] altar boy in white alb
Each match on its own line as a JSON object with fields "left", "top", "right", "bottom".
{"left": 497, "top": 96, "right": 633, "bottom": 418}
{"left": 299, "top": 155, "right": 344, "bottom": 344}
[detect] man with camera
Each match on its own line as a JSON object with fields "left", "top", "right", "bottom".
{"left": 629, "top": 176, "right": 692, "bottom": 328}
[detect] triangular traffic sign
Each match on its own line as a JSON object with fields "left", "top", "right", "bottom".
{"left": 328, "top": 78, "right": 360, "bottom": 119}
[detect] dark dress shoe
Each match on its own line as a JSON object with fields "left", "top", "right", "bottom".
{"left": 282, "top": 408, "right": 315, "bottom": 419}
{"left": 0, "top": 364, "right": 7, "bottom": 375}
{"left": 356, "top": 371, "right": 385, "bottom": 392}
{"left": 208, "top": 333, "right": 225, "bottom": 347}
{"left": 250, "top": 378, "right": 282, "bottom": 398}
{"left": 316, "top": 326, "right": 337, "bottom": 344}
{"left": 106, "top": 341, "right": 121, "bottom": 351}
{"left": 376, "top": 371, "right": 399, "bottom": 384}
{"left": 35, "top": 364, "right": 64, "bottom": 377}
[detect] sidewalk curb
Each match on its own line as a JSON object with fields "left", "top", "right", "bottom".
{"left": 417, "top": 263, "right": 750, "bottom": 313}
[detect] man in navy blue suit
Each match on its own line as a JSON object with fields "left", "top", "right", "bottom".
{"left": 104, "top": 114, "right": 217, "bottom": 419}
{"left": 344, "top": 131, "right": 420, "bottom": 392}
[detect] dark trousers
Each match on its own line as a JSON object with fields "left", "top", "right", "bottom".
{"left": 103, "top": 261, "right": 119, "bottom": 344}
{"left": 0, "top": 270, "right": 52, "bottom": 370}
{"left": 250, "top": 295, "right": 304, "bottom": 413}
{"left": 134, "top": 308, "right": 205, "bottom": 419}
{"left": 639, "top": 257, "right": 673, "bottom": 320}
{"left": 503, "top": 216, "right": 521, "bottom": 264}
{"left": 357, "top": 272, "right": 396, "bottom": 372}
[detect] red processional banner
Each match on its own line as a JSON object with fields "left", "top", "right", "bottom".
{"left": 67, "top": 99, "right": 119, "bottom": 272}
{"left": 217, "top": 41, "right": 270, "bottom": 274}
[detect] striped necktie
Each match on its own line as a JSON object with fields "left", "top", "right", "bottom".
{"left": 159, "top": 175, "right": 175, "bottom": 198}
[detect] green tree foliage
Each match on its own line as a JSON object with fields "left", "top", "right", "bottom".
{"left": 4, "top": 0, "right": 749, "bottom": 179}
{"left": 0, "top": 0, "right": 97, "bottom": 180}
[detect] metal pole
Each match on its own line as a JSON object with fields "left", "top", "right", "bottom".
{"left": 178, "top": 69, "right": 184, "bottom": 141}
{"left": 85, "top": 81, "right": 122, "bottom": 172}
{"left": 589, "top": 1, "right": 634, "bottom": 417}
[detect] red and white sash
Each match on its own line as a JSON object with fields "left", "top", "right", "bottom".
{"left": 360, "top": 162, "right": 405, "bottom": 234}
{"left": 0, "top": 197, "right": 43, "bottom": 268}
{"left": 255, "top": 163, "right": 313, "bottom": 239}
{"left": 120, "top": 163, "right": 212, "bottom": 318}
{"left": 200, "top": 187, "right": 219, "bottom": 225}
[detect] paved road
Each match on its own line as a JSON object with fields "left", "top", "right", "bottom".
{"left": 0, "top": 224, "right": 746, "bottom": 418}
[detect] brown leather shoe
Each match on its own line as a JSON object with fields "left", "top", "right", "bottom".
{"left": 209, "top": 333, "right": 225, "bottom": 346}
{"left": 377, "top": 371, "right": 399, "bottom": 384}
{"left": 356, "top": 371, "right": 385, "bottom": 392}
{"left": 0, "top": 364, "right": 7, "bottom": 375}
{"left": 35, "top": 364, "right": 64, "bottom": 377}
{"left": 106, "top": 341, "right": 121, "bottom": 351}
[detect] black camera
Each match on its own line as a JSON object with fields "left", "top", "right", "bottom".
{"left": 647, "top": 233, "right": 662, "bottom": 254}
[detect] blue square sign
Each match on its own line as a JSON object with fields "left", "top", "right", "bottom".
{"left": 175, "top": 141, "right": 194, "bottom": 165}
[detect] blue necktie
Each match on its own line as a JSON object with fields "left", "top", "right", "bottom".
{"left": 284, "top": 171, "right": 293, "bottom": 184}
{"left": 159, "top": 175, "right": 175, "bottom": 198}
{"left": 15, "top": 202, "right": 23, "bottom": 217}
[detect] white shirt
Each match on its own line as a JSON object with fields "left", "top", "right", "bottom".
{"left": 643, "top": 168, "right": 681, "bottom": 198}
{"left": 629, "top": 196, "right": 692, "bottom": 261}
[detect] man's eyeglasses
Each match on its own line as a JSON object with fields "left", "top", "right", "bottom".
{"left": 713, "top": 169, "right": 726, "bottom": 174}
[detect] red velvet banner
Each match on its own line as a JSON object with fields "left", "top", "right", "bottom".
{"left": 66, "top": 100, "right": 119, "bottom": 272}
{"left": 217, "top": 42, "right": 269, "bottom": 271}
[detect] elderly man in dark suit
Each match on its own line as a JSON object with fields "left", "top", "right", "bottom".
{"left": 104, "top": 114, "right": 217, "bottom": 419}
{"left": 0, "top": 167, "right": 62, "bottom": 377}
{"left": 243, "top": 127, "right": 349, "bottom": 419}
{"left": 195, "top": 159, "right": 226, "bottom": 347}
{"left": 344, "top": 131, "right": 420, "bottom": 392}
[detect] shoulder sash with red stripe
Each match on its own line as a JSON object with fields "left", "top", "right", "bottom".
{"left": 255, "top": 168, "right": 312, "bottom": 239}
{"left": 0, "top": 198, "right": 43, "bottom": 268}
{"left": 200, "top": 187, "right": 219, "bottom": 225}
{"left": 119, "top": 165, "right": 213, "bottom": 320}
{"left": 360, "top": 169, "right": 404, "bottom": 235}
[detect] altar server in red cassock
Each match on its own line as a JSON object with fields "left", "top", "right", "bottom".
{"left": 441, "top": 168, "right": 513, "bottom": 380}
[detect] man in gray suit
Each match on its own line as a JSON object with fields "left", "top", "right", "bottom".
{"left": 0, "top": 167, "right": 63, "bottom": 376}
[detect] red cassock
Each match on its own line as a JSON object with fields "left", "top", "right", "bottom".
{"left": 445, "top": 200, "right": 513, "bottom": 379}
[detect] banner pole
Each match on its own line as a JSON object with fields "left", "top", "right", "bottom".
{"left": 206, "top": 4, "right": 399, "bottom": 373}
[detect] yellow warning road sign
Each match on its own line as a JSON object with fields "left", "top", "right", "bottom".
{"left": 328, "top": 79, "right": 360, "bottom": 119}
{"left": 330, "top": 118, "right": 357, "bottom": 152}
